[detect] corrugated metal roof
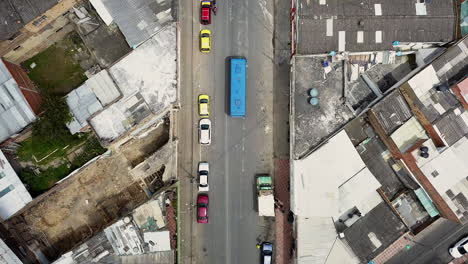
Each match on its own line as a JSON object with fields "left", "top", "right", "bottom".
{"left": 87, "top": 70, "right": 120, "bottom": 105}
{"left": 65, "top": 70, "right": 120, "bottom": 134}
{"left": 434, "top": 107, "right": 468, "bottom": 146}
{"left": 0, "top": 61, "right": 36, "bottom": 143}
{"left": 0, "top": 150, "right": 32, "bottom": 219}
{"left": 101, "top": 0, "right": 174, "bottom": 48}
{"left": 414, "top": 188, "right": 440, "bottom": 217}
{"left": 390, "top": 116, "right": 428, "bottom": 152}
{"left": 296, "top": 0, "right": 455, "bottom": 54}
{"left": 372, "top": 90, "right": 412, "bottom": 135}
{"left": 66, "top": 84, "right": 104, "bottom": 134}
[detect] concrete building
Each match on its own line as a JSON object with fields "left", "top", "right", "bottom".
{"left": 0, "top": 0, "right": 82, "bottom": 63}
{"left": 0, "top": 58, "right": 41, "bottom": 144}
{"left": 0, "top": 150, "right": 32, "bottom": 220}
{"left": 88, "top": 23, "right": 177, "bottom": 143}
{"left": 52, "top": 192, "right": 176, "bottom": 264}
{"left": 290, "top": 25, "right": 468, "bottom": 264}
{"left": 0, "top": 238, "right": 22, "bottom": 264}
{"left": 90, "top": 0, "right": 175, "bottom": 48}
{"left": 291, "top": 0, "right": 456, "bottom": 55}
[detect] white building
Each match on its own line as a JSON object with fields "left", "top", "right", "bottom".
{"left": 291, "top": 130, "right": 381, "bottom": 264}
{"left": 0, "top": 238, "right": 22, "bottom": 264}
{"left": 0, "top": 150, "right": 32, "bottom": 220}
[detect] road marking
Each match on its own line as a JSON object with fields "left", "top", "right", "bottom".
{"left": 224, "top": 116, "right": 231, "bottom": 264}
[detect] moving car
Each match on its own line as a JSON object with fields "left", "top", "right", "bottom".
{"left": 261, "top": 242, "right": 273, "bottom": 264}
{"left": 200, "top": 29, "right": 211, "bottom": 53}
{"left": 200, "top": 1, "right": 211, "bottom": 25}
{"left": 449, "top": 235, "right": 468, "bottom": 258}
{"left": 197, "top": 194, "right": 209, "bottom": 224}
{"left": 199, "top": 119, "right": 211, "bottom": 145}
{"left": 198, "top": 94, "right": 210, "bottom": 117}
{"left": 198, "top": 162, "right": 209, "bottom": 192}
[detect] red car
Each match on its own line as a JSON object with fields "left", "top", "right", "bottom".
{"left": 201, "top": 1, "right": 211, "bottom": 25}
{"left": 197, "top": 194, "right": 209, "bottom": 223}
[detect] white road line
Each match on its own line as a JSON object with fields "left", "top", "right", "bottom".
{"left": 224, "top": 116, "right": 231, "bottom": 264}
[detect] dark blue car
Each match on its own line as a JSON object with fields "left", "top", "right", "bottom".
{"left": 261, "top": 242, "right": 273, "bottom": 264}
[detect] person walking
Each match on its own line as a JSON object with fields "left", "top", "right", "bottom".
{"left": 212, "top": 0, "right": 217, "bottom": 15}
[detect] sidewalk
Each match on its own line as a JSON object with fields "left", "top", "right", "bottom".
{"left": 275, "top": 159, "right": 293, "bottom": 264}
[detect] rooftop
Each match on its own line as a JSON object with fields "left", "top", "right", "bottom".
{"left": 89, "top": 24, "right": 177, "bottom": 142}
{"left": 343, "top": 202, "right": 407, "bottom": 262}
{"left": 291, "top": 130, "right": 382, "bottom": 218}
{"left": 52, "top": 192, "right": 175, "bottom": 264}
{"left": 66, "top": 70, "right": 121, "bottom": 134}
{"left": 0, "top": 150, "right": 32, "bottom": 219}
{"left": 0, "top": 59, "right": 36, "bottom": 143}
{"left": 405, "top": 37, "right": 468, "bottom": 123}
{"left": 92, "top": 0, "right": 175, "bottom": 48}
{"left": 295, "top": 216, "right": 359, "bottom": 264}
{"left": 412, "top": 136, "right": 468, "bottom": 223}
{"left": 0, "top": 0, "right": 58, "bottom": 40}
{"left": 291, "top": 53, "right": 417, "bottom": 158}
{"left": 295, "top": 0, "right": 455, "bottom": 54}
{"left": 291, "top": 56, "right": 353, "bottom": 159}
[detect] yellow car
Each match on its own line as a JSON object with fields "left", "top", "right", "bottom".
{"left": 200, "top": 29, "right": 211, "bottom": 53}
{"left": 198, "top": 94, "right": 210, "bottom": 117}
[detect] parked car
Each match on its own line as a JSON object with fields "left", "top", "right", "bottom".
{"left": 449, "top": 235, "right": 468, "bottom": 258}
{"left": 200, "top": 1, "right": 211, "bottom": 25}
{"left": 200, "top": 29, "right": 211, "bottom": 53}
{"left": 261, "top": 242, "right": 273, "bottom": 264}
{"left": 198, "top": 94, "right": 210, "bottom": 117}
{"left": 199, "top": 118, "right": 211, "bottom": 145}
{"left": 198, "top": 162, "right": 209, "bottom": 192}
{"left": 197, "top": 194, "right": 209, "bottom": 224}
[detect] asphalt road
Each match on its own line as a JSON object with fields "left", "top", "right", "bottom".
{"left": 178, "top": 0, "right": 275, "bottom": 263}
{"left": 387, "top": 220, "right": 468, "bottom": 264}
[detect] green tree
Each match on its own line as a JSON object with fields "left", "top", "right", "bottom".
{"left": 33, "top": 95, "right": 73, "bottom": 142}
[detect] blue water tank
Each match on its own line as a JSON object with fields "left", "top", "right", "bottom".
{"left": 309, "top": 97, "right": 319, "bottom": 105}
{"left": 309, "top": 88, "right": 319, "bottom": 97}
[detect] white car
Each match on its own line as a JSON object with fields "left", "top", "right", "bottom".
{"left": 199, "top": 119, "right": 211, "bottom": 145}
{"left": 449, "top": 236, "right": 468, "bottom": 258}
{"left": 198, "top": 162, "right": 209, "bottom": 192}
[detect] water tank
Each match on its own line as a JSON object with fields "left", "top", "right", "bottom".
{"left": 309, "top": 97, "right": 319, "bottom": 105}
{"left": 309, "top": 88, "right": 319, "bottom": 97}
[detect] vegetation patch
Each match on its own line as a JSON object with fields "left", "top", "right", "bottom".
{"left": 19, "top": 136, "right": 107, "bottom": 197}
{"left": 22, "top": 32, "right": 87, "bottom": 95}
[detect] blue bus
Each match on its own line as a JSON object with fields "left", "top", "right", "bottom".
{"left": 229, "top": 57, "right": 246, "bottom": 117}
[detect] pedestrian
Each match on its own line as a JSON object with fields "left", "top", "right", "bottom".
{"left": 256, "top": 243, "right": 261, "bottom": 249}
{"left": 212, "top": 0, "right": 217, "bottom": 15}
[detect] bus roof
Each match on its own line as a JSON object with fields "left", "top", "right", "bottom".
{"left": 229, "top": 57, "right": 246, "bottom": 117}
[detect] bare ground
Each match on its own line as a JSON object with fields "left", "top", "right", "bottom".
{"left": 4, "top": 120, "right": 172, "bottom": 260}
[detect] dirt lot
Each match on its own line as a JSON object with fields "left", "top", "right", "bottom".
{"left": 121, "top": 119, "right": 170, "bottom": 167}
{"left": 5, "top": 120, "right": 172, "bottom": 260}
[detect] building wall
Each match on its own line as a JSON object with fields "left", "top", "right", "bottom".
{"left": 0, "top": 150, "right": 32, "bottom": 220}
{"left": 0, "top": 0, "right": 80, "bottom": 63}
{"left": 2, "top": 59, "right": 42, "bottom": 114}
{"left": 0, "top": 238, "right": 22, "bottom": 264}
